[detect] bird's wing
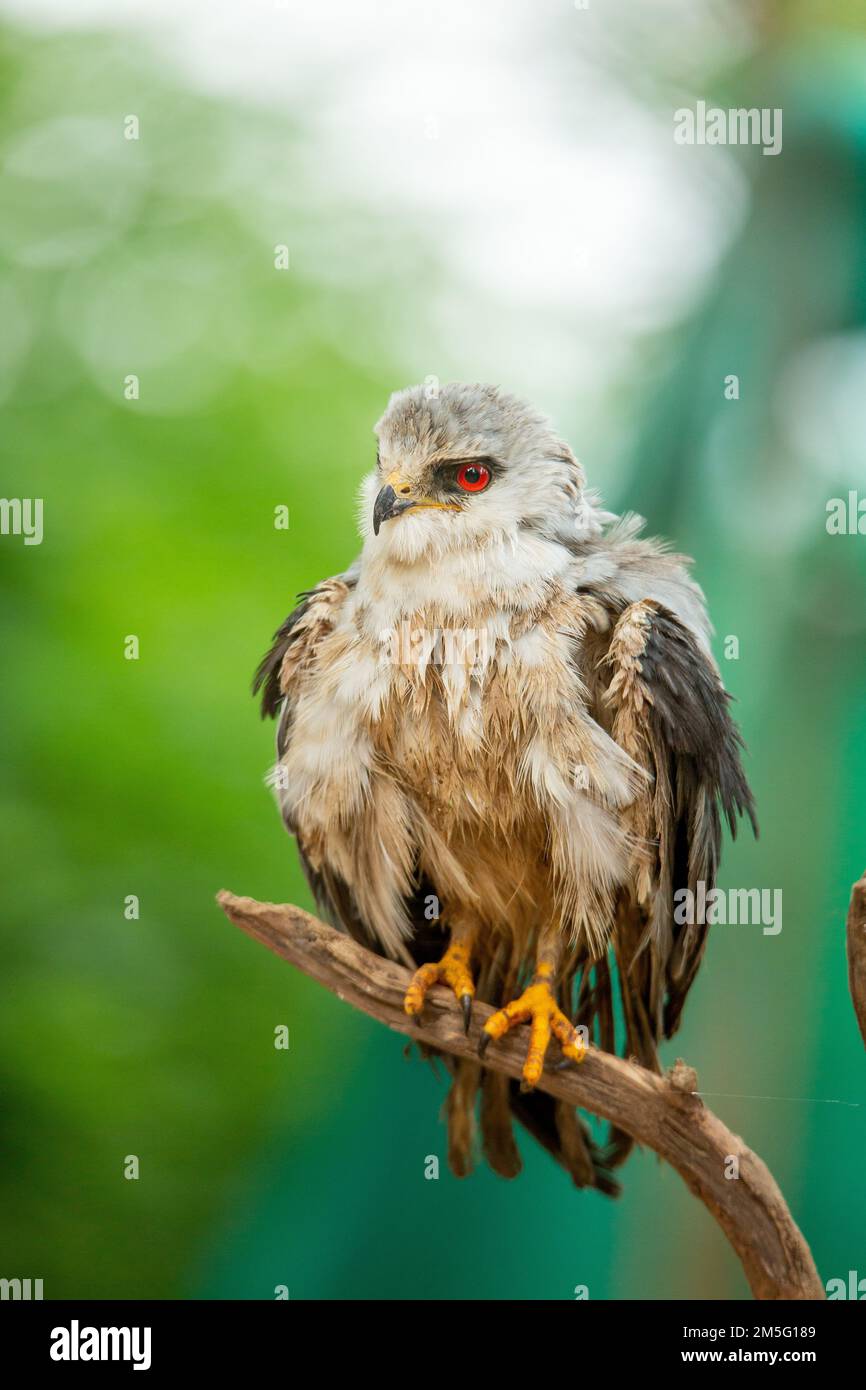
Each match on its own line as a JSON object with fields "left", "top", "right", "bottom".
{"left": 253, "top": 567, "right": 447, "bottom": 961}
{"left": 588, "top": 597, "right": 757, "bottom": 1049}
{"left": 253, "top": 569, "right": 357, "bottom": 731}
{"left": 253, "top": 568, "right": 370, "bottom": 943}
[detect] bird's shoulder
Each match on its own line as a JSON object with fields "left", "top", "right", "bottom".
{"left": 252, "top": 562, "right": 359, "bottom": 719}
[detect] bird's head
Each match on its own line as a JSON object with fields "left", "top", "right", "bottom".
{"left": 361, "top": 382, "right": 610, "bottom": 562}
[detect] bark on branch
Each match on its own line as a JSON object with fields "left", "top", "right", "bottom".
{"left": 217, "top": 889, "right": 824, "bottom": 1301}
{"left": 846, "top": 870, "right": 866, "bottom": 1051}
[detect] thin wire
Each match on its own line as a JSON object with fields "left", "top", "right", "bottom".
{"left": 692, "top": 1090, "right": 860, "bottom": 1108}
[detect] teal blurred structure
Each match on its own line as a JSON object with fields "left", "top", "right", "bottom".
{"left": 1, "top": 3, "right": 864, "bottom": 1299}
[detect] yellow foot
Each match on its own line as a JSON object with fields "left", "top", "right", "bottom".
{"left": 478, "top": 972, "right": 586, "bottom": 1090}
{"left": 404, "top": 939, "right": 476, "bottom": 1033}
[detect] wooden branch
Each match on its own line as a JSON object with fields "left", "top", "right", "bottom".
{"left": 217, "top": 889, "right": 824, "bottom": 1302}
{"left": 846, "top": 871, "right": 866, "bottom": 1051}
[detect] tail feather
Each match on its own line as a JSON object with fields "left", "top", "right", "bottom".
{"left": 508, "top": 1086, "right": 621, "bottom": 1196}
{"left": 480, "top": 1069, "right": 522, "bottom": 1179}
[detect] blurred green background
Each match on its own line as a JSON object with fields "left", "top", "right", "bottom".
{"left": 1, "top": 0, "right": 865, "bottom": 1299}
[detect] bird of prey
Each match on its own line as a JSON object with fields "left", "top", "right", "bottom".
{"left": 254, "top": 383, "right": 756, "bottom": 1192}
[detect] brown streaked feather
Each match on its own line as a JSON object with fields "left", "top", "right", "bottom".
{"left": 253, "top": 573, "right": 358, "bottom": 725}
{"left": 480, "top": 1069, "right": 523, "bottom": 1179}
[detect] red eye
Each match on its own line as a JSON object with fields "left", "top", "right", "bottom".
{"left": 456, "top": 462, "right": 491, "bottom": 492}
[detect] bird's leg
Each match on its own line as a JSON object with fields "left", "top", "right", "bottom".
{"left": 478, "top": 928, "right": 586, "bottom": 1089}
{"left": 403, "top": 920, "right": 476, "bottom": 1034}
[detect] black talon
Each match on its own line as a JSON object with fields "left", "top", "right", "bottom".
{"left": 554, "top": 1058, "right": 573, "bottom": 1072}
{"left": 478, "top": 1030, "right": 492, "bottom": 1059}
{"left": 519, "top": 1080, "right": 535, "bottom": 1094}
{"left": 461, "top": 994, "right": 473, "bottom": 1035}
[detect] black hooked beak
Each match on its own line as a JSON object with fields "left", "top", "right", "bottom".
{"left": 373, "top": 483, "right": 413, "bottom": 536}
